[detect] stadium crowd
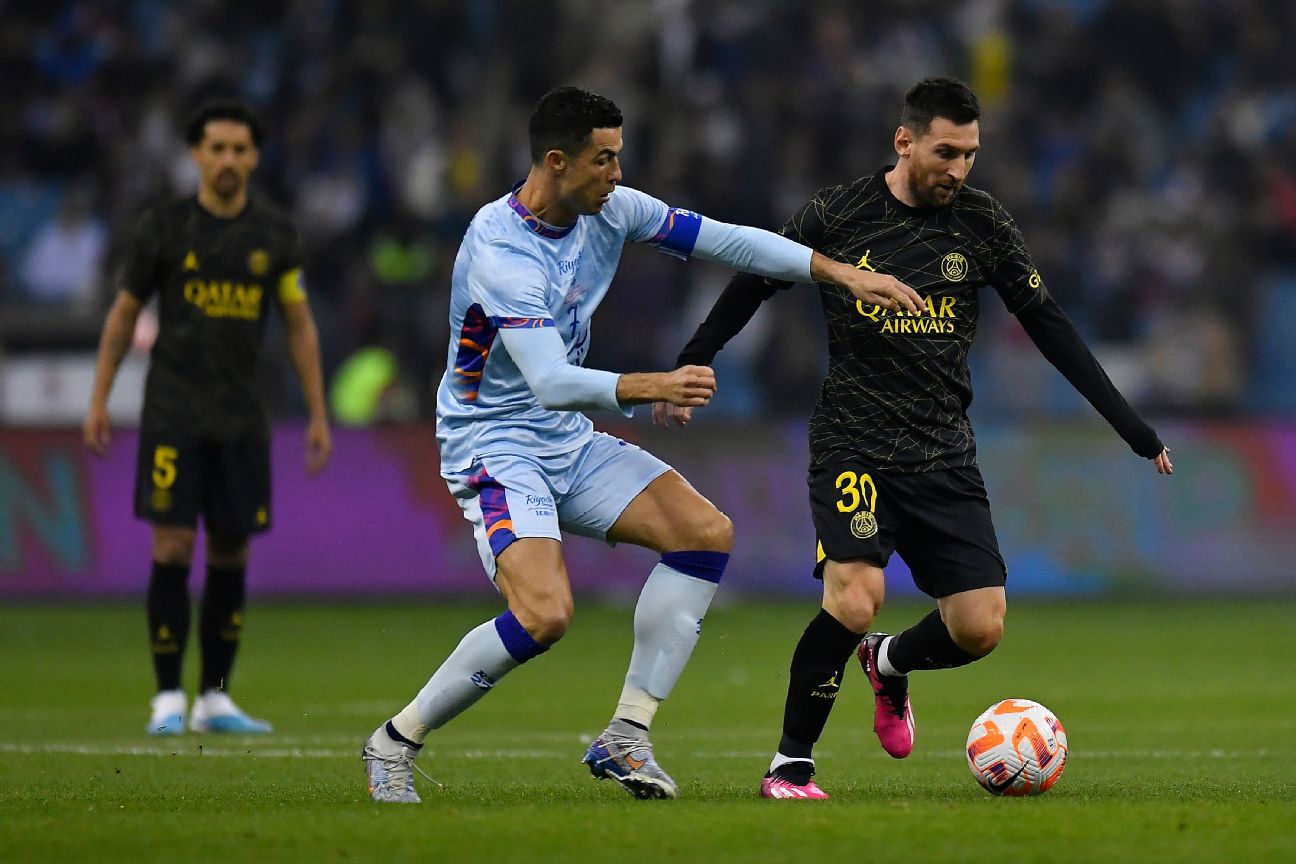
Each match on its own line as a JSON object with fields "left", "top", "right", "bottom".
{"left": 3, "top": 0, "right": 1294, "bottom": 420}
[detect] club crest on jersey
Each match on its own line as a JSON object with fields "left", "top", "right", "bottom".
{"left": 248, "top": 249, "right": 270, "bottom": 276}
{"left": 941, "top": 252, "right": 968, "bottom": 282}
{"left": 850, "top": 510, "right": 878, "bottom": 539}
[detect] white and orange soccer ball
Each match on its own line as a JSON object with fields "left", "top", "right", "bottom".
{"left": 966, "top": 698, "right": 1068, "bottom": 796}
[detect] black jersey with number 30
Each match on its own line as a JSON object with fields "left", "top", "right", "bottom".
{"left": 783, "top": 168, "right": 1047, "bottom": 472}
{"left": 118, "top": 197, "right": 304, "bottom": 441}
{"left": 678, "top": 166, "right": 1162, "bottom": 474}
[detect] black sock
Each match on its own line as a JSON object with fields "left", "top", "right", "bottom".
{"left": 199, "top": 564, "right": 246, "bottom": 693}
{"left": 886, "top": 609, "right": 980, "bottom": 674}
{"left": 777, "top": 608, "right": 864, "bottom": 760}
{"left": 147, "top": 561, "right": 190, "bottom": 691}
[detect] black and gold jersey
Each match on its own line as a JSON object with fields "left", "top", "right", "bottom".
{"left": 783, "top": 168, "right": 1046, "bottom": 472}
{"left": 118, "top": 196, "right": 306, "bottom": 441}
{"left": 678, "top": 166, "right": 1162, "bottom": 474}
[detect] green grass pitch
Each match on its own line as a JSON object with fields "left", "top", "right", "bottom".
{"left": 2, "top": 599, "right": 1293, "bottom": 863}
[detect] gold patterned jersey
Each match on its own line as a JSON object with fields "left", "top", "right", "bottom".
{"left": 119, "top": 196, "right": 305, "bottom": 441}
{"left": 784, "top": 168, "right": 1049, "bottom": 472}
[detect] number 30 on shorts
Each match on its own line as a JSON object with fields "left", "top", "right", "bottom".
{"left": 835, "top": 470, "right": 877, "bottom": 513}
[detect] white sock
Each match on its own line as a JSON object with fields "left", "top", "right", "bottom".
{"left": 623, "top": 560, "right": 720, "bottom": 702}
{"left": 770, "top": 752, "right": 814, "bottom": 773}
{"left": 390, "top": 617, "right": 523, "bottom": 743}
{"left": 877, "top": 635, "right": 902, "bottom": 677}
{"left": 614, "top": 684, "right": 660, "bottom": 729}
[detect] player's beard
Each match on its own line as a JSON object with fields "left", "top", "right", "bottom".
{"left": 912, "top": 175, "right": 960, "bottom": 209}
{"left": 213, "top": 169, "right": 243, "bottom": 198}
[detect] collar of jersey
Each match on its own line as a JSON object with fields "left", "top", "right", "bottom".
{"left": 507, "top": 181, "right": 576, "bottom": 239}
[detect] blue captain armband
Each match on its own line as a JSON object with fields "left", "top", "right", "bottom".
{"left": 649, "top": 207, "right": 703, "bottom": 260}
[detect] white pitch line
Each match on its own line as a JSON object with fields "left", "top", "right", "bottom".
{"left": 0, "top": 742, "right": 1282, "bottom": 761}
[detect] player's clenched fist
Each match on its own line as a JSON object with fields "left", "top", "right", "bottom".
{"left": 662, "top": 364, "right": 716, "bottom": 407}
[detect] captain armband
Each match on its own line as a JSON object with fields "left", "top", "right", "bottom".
{"left": 648, "top": 208, "right": 703, "bottom": 260}
{"left": 278, "top": 267, "right": 307, "bottom": 304}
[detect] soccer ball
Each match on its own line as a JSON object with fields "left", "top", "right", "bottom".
{"left": 965, "top": 698, "right": 1068, "bottom": 796}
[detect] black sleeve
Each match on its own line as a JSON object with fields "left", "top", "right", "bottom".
{"left": 1016, "top": 296, "right": 1164, "bottom": 458}
{"left": 115, "top": 207, "right": 163, "bottom": 302}
{"left": 676, "top": 190, "right": 833, "bottom": 366}
{"left": 676, "top": 272, "right": 781, "bottom": 366}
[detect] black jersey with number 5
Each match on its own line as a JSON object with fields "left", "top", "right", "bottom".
{"left": 118, "top": 197, "right": 305, "bottom": 442}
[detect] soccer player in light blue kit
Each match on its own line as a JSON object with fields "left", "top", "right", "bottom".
{"left": 362, "top": 87, "right": 924, "bottom": 802}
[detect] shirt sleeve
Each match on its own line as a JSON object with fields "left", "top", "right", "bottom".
{"left": 116, "top": 208, "right": 163, "bottom": 302}
{"left": 470, "top": 242, "right": 628, "bottom": 415}
{"left": 612, "top": 185, "right": 673, "bottom": 244}
{"left": 275, "top": 220, "right": 307, "bottom": 306}
{"left": 497, "top": 326, "right": 626, "bottom": 414}
{"left": 673, "top": 191, "right": 831, "bottom": 366}
{"left": 1016, "top": 295, "right": 1164, "bottom": 458}
{"left": 988, "top": 200, "right": 1048, "bottom": 315}
{"left": 468, "top": 242, "right": 554, "bottom": 322}
{"left": 615, "top": 185, "right": 814, "bottom": 281}
{"left": 688, "top": 218, "right": 813, "bottom": 282}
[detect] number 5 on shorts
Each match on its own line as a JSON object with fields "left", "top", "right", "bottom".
{"left": 152, "top": 446, "right": 178, "bottom": 489}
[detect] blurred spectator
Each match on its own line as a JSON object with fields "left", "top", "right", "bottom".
{"left": 19, "top": 188, "right": 107, "bottom": 309}
{"left": 2, "top": 0, "right": 1293, "bottom": 419}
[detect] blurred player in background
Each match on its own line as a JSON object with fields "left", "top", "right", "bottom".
{"left": 84, "top": 99, "right": 332, "bottom": 736}
{"left": 361, "top": 86, "right": 922, "bottom": 803}
{"left": 659, "top": 77, "right": 1173, "bottom": 799}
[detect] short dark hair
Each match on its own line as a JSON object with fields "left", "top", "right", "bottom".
{"left": 185, "top": 99, "right": 264, "bottom": 148}
{"left": 528, "top": 87, "right": 622, "bottom": 164}
{"left": 900, "top": 77, "right": 980, "bottom": 136}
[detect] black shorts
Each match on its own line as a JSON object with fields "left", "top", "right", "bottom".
{"left": 808, "top": 457, "right": 1006, "bottom": 598}
{"left": 134, "top": 430, "right": 271, "bottom": 537}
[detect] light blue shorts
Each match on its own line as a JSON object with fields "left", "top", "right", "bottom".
{"left": 443, "top": 432, "right": 672, "bottom": 581}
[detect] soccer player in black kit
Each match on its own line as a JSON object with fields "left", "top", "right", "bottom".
{"left": 656, "top": 77, "right": 1174, "bottom": 799}
{"left": 84, "top": 100, "right": 332, "bottom": 736}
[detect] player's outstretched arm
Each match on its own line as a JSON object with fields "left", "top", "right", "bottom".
{"left": 84, "top": 290, "right": 143, "bottom": 457}
{"left": 1015, "top": 296, "right": 1171, "bottom": 474}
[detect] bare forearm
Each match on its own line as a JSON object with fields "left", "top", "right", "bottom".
{"left": 90, "top": 306, "right": 137, "bottom": 407}
{"left": 615, "top": 372, "right": 668, "bottom": 406}
{"left": 287, "top": 318, "right": 328, "bottom": 422}
{"left": 810, "top": 251, "right": 844, "bottom": 283}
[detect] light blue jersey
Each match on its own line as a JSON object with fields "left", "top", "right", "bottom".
{"left": 436, "top": 182, "right": 816, "bottom": 471}
{"left": 437, "top": 184, "right": 685, "bottom": 469}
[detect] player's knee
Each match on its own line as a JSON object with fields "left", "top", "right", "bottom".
{"left": 152, "top": 531, "right": 196, "bottom": 565}
{"left": 206, "top": 532, "right": 249, "bottom": 564}
{"left": 950, "top": 617, "right": 1003, "bottom": 658}
{"left": 521, "top": 602, "right": 573, "bottom": 646}
{"left": 826, "top": 588, "right": 882, "bottom": 633}
{"left": 687, "top": 507, "right": 733, "bottom": 552}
